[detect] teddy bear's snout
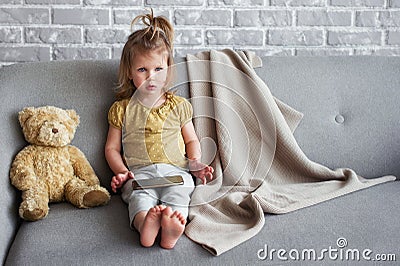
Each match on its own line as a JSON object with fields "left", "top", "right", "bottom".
{"left": 52, "top": 128, "right": 58, "bottom": 134}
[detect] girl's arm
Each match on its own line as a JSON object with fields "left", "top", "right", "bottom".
{"left": 181, "top": 121, "right": 201, "bottom": 161}
{"left": 105, "top": 126, "right": 133, "bottom": 192}
{"left": 181, "top": 121, "right": 214, "bottom": 184}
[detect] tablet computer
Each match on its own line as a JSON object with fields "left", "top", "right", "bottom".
{"left": 132, "top": 175, "right": 184, "bottom": 190}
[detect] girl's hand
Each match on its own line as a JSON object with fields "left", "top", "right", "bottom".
{"left": 111, "top": 171, "right": 134, "bottom": 193}
{"left": 189, "top": 160, "right": 214, "bottom": 185}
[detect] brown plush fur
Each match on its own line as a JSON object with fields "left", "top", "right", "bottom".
{"left": 10, "top": 106, "right": 110, "bottom": 221}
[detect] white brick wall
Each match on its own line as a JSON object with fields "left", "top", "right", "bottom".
{"left": 1, "top": 0, "right": 400, "bottom": 65}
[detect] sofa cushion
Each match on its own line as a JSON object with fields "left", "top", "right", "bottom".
{"left": 6, "top": 182, "right": 399, "bottom": 265}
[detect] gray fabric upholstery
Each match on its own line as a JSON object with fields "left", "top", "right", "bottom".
{"left": 5, "top": 184, "right": 399, "bottom": 265}
{"left": 258, "top": 57, "right": 400, "bottom": 178}
{"left": 1, "top": 56, "right": 399, "bottom": 265}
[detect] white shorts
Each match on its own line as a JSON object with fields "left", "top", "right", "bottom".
{"left": 121, "top": 163, "right": 195, "bottom": 227}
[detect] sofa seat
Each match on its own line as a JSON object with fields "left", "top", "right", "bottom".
{"left": 5, "top": 183, "right": 399, "bottom": 265}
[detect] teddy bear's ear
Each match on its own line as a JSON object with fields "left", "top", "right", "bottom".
{"left": 66, "top": 109, "right": 80, "bottom": 126}
{"left": 18, "top": 107, "right": 35, "bottom": 126}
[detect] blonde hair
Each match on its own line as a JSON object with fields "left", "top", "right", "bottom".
{"left": 116, "top": 9, "right": 175, "bottom": 100}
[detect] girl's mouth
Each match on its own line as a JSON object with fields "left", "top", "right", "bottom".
{"left": 147, "top": 84, "right": 156, "bottom": 90}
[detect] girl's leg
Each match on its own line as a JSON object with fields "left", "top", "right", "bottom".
{"left": 156, "top": 164, "right": 195, "bottom": 248}
{"left": 121, "top": 178, "right": 158, "bottom": 229}
{"left": 121, "top": 167, "right": 162, "bottom": 247}
{"left": 121, "top": 166, "right": 160, "bottom": 228}
{"left": 159, "top": 168, "right": 195, "bottom": 218}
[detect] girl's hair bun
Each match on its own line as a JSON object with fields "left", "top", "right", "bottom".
{"left": 130, "top": 8, "right": 174, "bottom": 49}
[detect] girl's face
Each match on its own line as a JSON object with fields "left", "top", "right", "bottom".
{"left": 129, "top": 50, "right": 169, "bottom": 99}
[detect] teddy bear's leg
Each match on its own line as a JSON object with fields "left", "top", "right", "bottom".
{"left": 19, "top": 185, "right": 49, "bottom": 221}
{"left": 65, "top": 178, "right": 110, "bottom": 208}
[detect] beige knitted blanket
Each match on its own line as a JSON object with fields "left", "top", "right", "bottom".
{"left": 183, "top": 49, "right": 396, "bottom": 256}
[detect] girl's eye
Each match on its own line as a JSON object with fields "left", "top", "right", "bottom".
{"left": 137, "top": 68, "right": 145, "bottom": 72}
{"left": 155, "top": 67, "right": 163, "bottom": 72}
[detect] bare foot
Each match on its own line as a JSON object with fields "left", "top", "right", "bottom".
{"left": 139, "top": 205, "right": 166, "bottom": 247}
{"left": 160, "top": 206, "right": 186, "bottom": 249}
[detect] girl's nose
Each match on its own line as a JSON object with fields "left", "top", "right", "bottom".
{"left": 147, "top": 71, "right": 156, "bottom": 80}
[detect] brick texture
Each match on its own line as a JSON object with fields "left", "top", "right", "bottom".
{"left": 1, "top": 1, "right": 400, "bottom": 65}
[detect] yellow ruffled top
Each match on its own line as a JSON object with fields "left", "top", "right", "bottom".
{"left": 108, "top": 93, "right": 193, "bottom": 169}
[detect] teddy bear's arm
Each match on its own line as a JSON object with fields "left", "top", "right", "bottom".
{"left": 68, "top": 145, "right": 100, "bottom": 186}
{"left": 10, "top": 146, "right": 38, "bottom": 191}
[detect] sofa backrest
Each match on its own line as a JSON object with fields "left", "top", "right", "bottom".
{"left": 255, "top": 56, "right": 399, "bottom": 180}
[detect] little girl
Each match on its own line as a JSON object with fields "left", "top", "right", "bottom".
{"left": 105, "top": 10, "right": 213, "bottom": 249}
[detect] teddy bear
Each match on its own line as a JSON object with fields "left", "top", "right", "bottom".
{"left": 10, "top": 106, "right": 110, "bottom": 221}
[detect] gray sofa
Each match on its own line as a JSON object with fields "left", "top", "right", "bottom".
{"left": 1, "top": 56, "right": 399, "bottom": 265}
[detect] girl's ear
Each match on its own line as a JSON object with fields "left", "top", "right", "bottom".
{"left": 127, "top": 68, "right": 133, "bottom": 80}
